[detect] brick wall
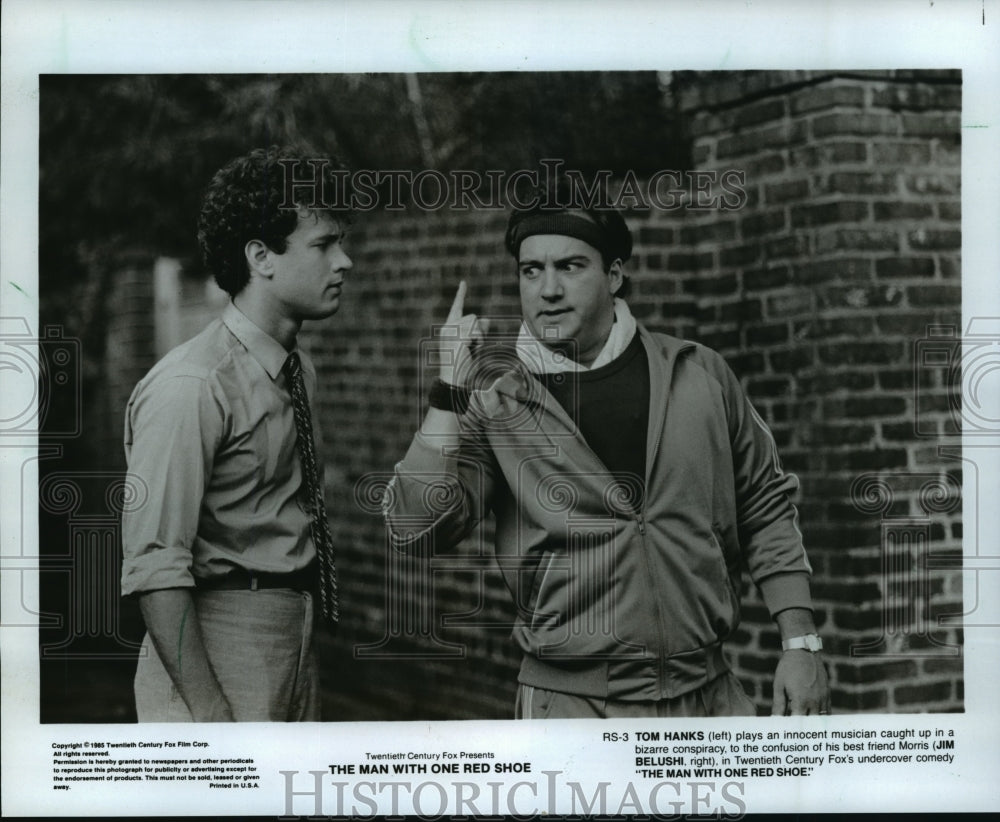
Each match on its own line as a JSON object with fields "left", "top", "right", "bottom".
{"left": 665, "top": 70, "right": 963, "bottom": 712}
{"left": 303, "top": 70, "right": 962, "bottom": 717}
{"left": 95, "top": 70, "right": 962, "bottom": 718}
{"left": 300, "top": 209, "right": 523, "bottom": 719}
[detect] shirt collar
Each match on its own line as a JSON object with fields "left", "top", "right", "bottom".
{"left": 221, "top": 302, "right": 293, "bottom": 381}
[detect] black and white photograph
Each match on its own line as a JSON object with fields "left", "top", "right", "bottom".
{"left": 2, "top": 1, "right": 998, "bottom": 817}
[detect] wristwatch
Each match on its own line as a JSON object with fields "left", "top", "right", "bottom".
{"left": 781, "top": 633, "right": 823, "bottom": 652}
{"left": 428, "top": 378, "right": 472, "bottom": 414}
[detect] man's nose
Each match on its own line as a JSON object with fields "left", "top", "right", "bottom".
{"left": 539, "top": 268, "right": 562, "bottom": 299}
{"left": 333, "top": 247, "right": 353, "bottom": 272}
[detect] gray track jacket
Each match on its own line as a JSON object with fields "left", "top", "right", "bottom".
{"left": 385, "top": 324, "right": 812, "bottom": 700}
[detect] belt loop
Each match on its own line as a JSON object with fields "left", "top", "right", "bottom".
{"left": 249, "top": 573, "right": 259, "bottom": 591}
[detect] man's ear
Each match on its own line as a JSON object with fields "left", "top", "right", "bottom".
{"left": 607, "top": 259, "right": 624, "bottom": 295}
{"left": 245, "top": 239, "right": 274, "bottom": 279}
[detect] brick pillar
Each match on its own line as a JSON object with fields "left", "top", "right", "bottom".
{"left": 671, "top": 70, "right": 963, "bottom": 712}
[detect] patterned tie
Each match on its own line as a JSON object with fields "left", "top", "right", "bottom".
{"left": 284, "top": 351, "right": 338, "bottom": 625}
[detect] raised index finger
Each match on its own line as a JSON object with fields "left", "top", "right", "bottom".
{"left": 445, "top": 280, "right": 467, "bottom": 324}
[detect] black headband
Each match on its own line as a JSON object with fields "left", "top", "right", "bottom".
{"left": 509, "top": 213, "right": 611, "bottom": 259}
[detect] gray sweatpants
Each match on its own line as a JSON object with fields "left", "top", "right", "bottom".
{"left": 515, "top": 671, "right": 757, "bottom": 718}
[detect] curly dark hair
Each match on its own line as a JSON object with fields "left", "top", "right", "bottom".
{"left": 504, "top": 185, "right": 634, "bottom": 299}
{"left": 197, "top": 146, "right": 352, "bottom": 296}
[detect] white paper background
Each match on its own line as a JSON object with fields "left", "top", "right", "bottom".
{"left": 2, "top": 0, "right": 998, "bottom": 816}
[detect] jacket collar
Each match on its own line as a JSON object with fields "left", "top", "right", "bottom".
{"left": 483, "top": 323, "right": 697, "bottom": 452}
{"left": 489, "top": 322, "right": 695, "bottom": 402}
{"left": 639, "top": 325, "right": 696, "bottom": 487}
{"left": 637, "top": 323, "right": 696, "bottom": 360}
{"left": 478, "top": 323, "right": 698, "bottom": 491}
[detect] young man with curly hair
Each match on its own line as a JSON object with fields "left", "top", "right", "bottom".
{"left": 386, "top": 194, "right": 829, "bottom": 719}
{"left": 122, "top": 146, "right": 351, "bottom": 721}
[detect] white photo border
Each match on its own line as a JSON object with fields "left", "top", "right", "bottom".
{"left": 2, "top": 0, "right": 998, "bottom": 816}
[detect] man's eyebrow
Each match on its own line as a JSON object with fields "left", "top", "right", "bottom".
{"left": 518, "top": 254, "right": 592, "bottom": 267}
{"left": 309, "top": 229, "right": 344, "bottom": 243}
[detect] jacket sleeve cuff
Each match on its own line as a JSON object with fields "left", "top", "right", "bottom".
{"left": 758, "top": 571, "right": 812, "bottom": 617}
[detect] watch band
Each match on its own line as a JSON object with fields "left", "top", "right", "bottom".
{"left": 781, "top": 633, "right": 823, "bottom": 652}
{"left": 428, "top": 378, "right": 472, "bottom": 414}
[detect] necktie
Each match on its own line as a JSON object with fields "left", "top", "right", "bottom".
{"left": 284, "top": 351, "right": 338, "bottom": 625}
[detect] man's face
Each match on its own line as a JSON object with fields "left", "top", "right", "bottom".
{"left": 268, "top": 209, "right": 352, "bottom": 321}
{"left": 518, "top": 234, "right": 622, "bottom": 366}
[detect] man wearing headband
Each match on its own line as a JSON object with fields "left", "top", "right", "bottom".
{"left": 386, "top": 196, "right": 829, "bottom": 719}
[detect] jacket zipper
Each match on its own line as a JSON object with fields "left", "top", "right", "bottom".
{"left": 640, "top": 414, "right": 668, "bottom": 698}
{"left": 508, "top": 341, "right": 678, "bottom": 696}
{"left": 640, "top": 337, "right": 695, "bottom": 699}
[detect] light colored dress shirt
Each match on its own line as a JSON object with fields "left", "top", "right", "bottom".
{"left": 121, "top": 302, "right": 320, "bottom": 595}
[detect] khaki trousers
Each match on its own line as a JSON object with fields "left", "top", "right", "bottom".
{"left": 134, "top": 588, "right": 319, "bottom": 722}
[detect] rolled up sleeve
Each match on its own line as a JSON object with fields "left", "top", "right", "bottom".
{"left": 121, "top": 371, "right": 222, "bottom": 596}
